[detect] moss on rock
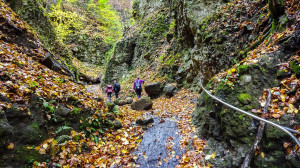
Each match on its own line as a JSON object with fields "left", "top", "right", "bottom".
{"left": 238, "top": 65, "right": 250, "bottom": 75}
{"left": 14, "top": 146, "right": 48, "bottom": 165}
{"left": 290, "top": 60, "right": 300, "bottom": 75}
{"left": 276, "top": 69, "right": 289, "bottom": 77}
{"left": 237, "top": 93, "right": 251, "bottom": 105}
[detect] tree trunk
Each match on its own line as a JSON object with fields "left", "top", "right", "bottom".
{"left": 241, "top": 90, "right": 272, "bottom": 168}
{"left": 268, "top": 0, "right": 284, "bottom": 20}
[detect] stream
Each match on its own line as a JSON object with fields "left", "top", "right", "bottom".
{"left": 134, "top": 117, "right": 186, "bottom": 167}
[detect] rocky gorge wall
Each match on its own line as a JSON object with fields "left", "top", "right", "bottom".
{"left": 193, "top": 34, "right": 300, "bottom": 167}
{"left": 103, "top": 0, "right": 172, "bottom": 83}
{"left": 0, "top": 2, "right": 118, "bottom": 166}
{"left": 104, "top": 0, "right": 300, "bottom": 167}
{"left": 8, "top": 0, "right": 119, "bottom": 66}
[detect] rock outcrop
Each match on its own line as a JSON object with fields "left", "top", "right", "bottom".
{"left": 193, "top": 26, "right": 300, "bottom": 167}
{"left": 114, "top": 97, "right": 133, "bottom": 106}
{"left": 136, "top": 118, "right": 154, "bottom": 126}
{"left": 103, "top": 0, "right": 171, "bottom": 84}
{"left": 163, "top": 83, "right": 176, "bottom": 97}
{"left": 131, "top": 97, "right": 153, "bottom": 110}
{"left": 144, "top": 82, "right": 162, "bottom": 99}
{"left": 0, "top": 2, "right": 114, "bottom": 167}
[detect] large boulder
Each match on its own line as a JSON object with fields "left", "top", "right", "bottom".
{"left": 136, "top": 118, "right": 154, "bottom": 126}
{"left": 0, "top": 111, "right": 13, "bottom": 148}
{"left": 113, "top": 120, "right": 122, "bottom": 129}
{"left": 163, "top": 83, "right": 176, "bottom": 97}
{"left": 114, "top": 97, "right": 133, "bottom": 106}
{"left": 21, "top": 123, "right": 44, "bottom": 144}
{"left": 144, "top": 82, "right": 162, "bottom": 99}
{"left": 131, "top": 97, "right": 153, "bottom": 110}
{"left": 55, "top": 105, "right": 71, "bottom": 117}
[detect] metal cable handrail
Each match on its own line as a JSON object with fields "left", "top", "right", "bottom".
{"left": 199, "top": 78, "right": 300, "bottom": 147}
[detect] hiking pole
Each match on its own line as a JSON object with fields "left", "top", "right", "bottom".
{"left": 199, "top": 77, "right": 300, "bottom": 147}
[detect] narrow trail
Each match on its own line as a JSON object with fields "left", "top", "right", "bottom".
{"left": 86, "top": 84, "right": 209, "bottom": 167}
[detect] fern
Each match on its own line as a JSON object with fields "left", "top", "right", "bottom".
{"left": 55, "top": 126, "right": 72, "bottom": 135}
{"left": 56, "top": 135, "right": 71, "bottom": 144}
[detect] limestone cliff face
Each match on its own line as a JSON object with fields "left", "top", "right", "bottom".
{"left": 103, "top": 0, "right": 171, "bottom": 83}
{"left": 173, "top": 0, "right": 224, "bottom": 48}
{"left": 103, "top": 0, "right": 228, "bottom": 86}
{"left": 172, "top": 0, "right": 228, "bottom": 88}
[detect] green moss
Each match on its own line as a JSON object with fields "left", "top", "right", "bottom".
{"left": 15, "top": 146, "right": 46, "bottom": 164}
{"left": 261, "top": 67, "right": 267, "bottom": 72}
{"left": 276, "top": 69, "right": 289, "bottom": 77}
{"left": 242, "top": 105, "right": 253, "bottom": 111}
{"left": 237, "top": 65, "right": 250, "bottom": 74}
{"left": 239, "top": 136, "right": 254, "bottom": 144}
{"left": 203, "top": 33, "right": 213, "bottom": 42}
{"left": 220, "top": 107, "right": 228, "bottom": 116}
{"left": 30, "top": 122, "right": 39, "bottom": 130}
{"left": 238, "top": 114, "right": 246, "bottom": 120}
{"left": 266, "top": 141, "right": 277, "bottom": 149}
{"left": 266, "top": 123, "right": 285, "bottom": 139}
{"left": 114, "top": 98, "right": 122, "bottom": 105}
{"left": 238, "top": 93, "right": 251, "bottom": 105}
{"left": 215, "top": 81, "right": 231, "bottom": 94}
{"left": 290, "top": 60, "right": 300, "bottom": 75}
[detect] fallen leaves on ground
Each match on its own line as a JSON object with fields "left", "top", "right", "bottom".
{"left": 32, "top": 89, "right": 209, "bottom": 167}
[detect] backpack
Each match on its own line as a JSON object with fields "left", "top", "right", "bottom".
{"left": 106, "top": 85, "right": 113, "bottom": 93}
{"left": 114, "top": 83, "right": 120, "bottom": 92}
{"left": 135, "top": 80, "right": 142, "bottom": 91}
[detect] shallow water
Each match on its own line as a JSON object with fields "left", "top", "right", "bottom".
{"left": 134, "top": 117, "right": 186, "bottom": 168}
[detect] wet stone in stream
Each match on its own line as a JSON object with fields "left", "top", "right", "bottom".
{"left": 134, "top": 117, "right": 185, "bottom": 167}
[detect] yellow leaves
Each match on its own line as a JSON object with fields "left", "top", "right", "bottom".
{"left": 71, "top": 130, "right": 77, "bottom": 137}
{"left": 142, "top": 152, "right": 148, "bottom": 159}
{"left": 287, "top": 103, "right": 298, "bottom": 113}
{"left": 121, "top": 138, "right": 129, "bottom": 145}
{"left": 211, "top": 152, "right": 216, "bottom": 159}
{"left": 260, "top": 152, "right": 265, "bottom": 158}
{"left": 7, "top": 143, "right": 14, "bottom": 150}
{"left": 272, "top": 113, "right": 281, "bottom": 118}
{"left": 205, "top": 152, "right": 216, "bottom": 160}
{"left": 283, "top": 142, "right": 291, "bottom": 148}
{"left": 27, "top": 146, "right": 33, "bottom": 150}
{"left": 39, "top": 148, "right": 46, "bottom": 155}
{"left": 43, "top": 143, "right": 49, "bottom": 149}
{"left": 183, "top": 157, "right": 190, "bottom": 162}
{"left": 30, "top": 86, "right": 202, "bottom": 167}
{"left": 281, "top": 95, "right": 286, "bottom": 101}
{"left": 121, "top": 149, "right": 129, "bottom": 154}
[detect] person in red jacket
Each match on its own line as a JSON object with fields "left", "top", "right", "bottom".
{"left": 105, "top": 84, "right": 113, "bottom": 102}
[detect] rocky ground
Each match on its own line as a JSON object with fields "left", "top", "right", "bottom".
{"left": 84, "top": 84, "right": 209, "bottom": 167}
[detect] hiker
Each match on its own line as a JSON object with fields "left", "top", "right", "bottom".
{"left": 105, "top": 84, "right": 113, "bottom": 102}
{"left": 133, "top": 77, "right": 144, "bottom": 99}
{"left": 113, "top": 80, "right": 121, "bottom": 99}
